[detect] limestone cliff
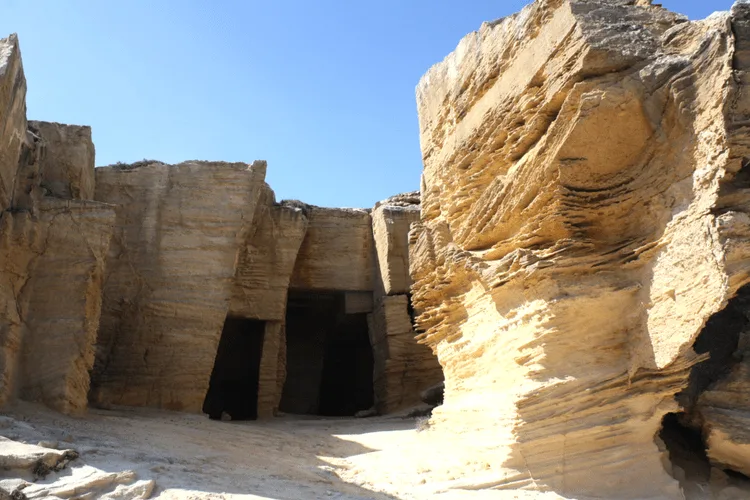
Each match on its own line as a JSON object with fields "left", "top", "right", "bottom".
{"left": 90, "top": 160, "right": 267, "bottom": 412}
{"left": 370, "top": 193, "right": 443, "bottom": 413}
{"left": 0, "top": 34, "right": 115, "bottom": 414}
{"left": 290, "top": 207, "right": 375, "bottom": 292}
{"left": 0, "top": 31, "right": 438, "bottom": 424}
{"left": 411, "top": 1, "right": 750, "bottom": 497}
{"left": 228, "top": 191, "right": 309, "bottom": 418}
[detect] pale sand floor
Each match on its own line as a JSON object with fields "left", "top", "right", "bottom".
{"left": 1, "top": 402, "right": 746, "bottom": 500}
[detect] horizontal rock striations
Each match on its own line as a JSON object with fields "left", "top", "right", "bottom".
{"left": 0, "top": 34, "right": 116, "bottom": 414}
{"left": 290, "top": 207, "right": 375, "bottom": 292}
{"left": 411, "top": 0, "right": 750, "bottom": 497}
{"left": 0, "top": 31, "right": 439, "bottom": 428}
{"left": 370, "top": 193, "right": 443, "bottom": 413}
{"left": 89, "top": 160, "right": 267, "bottom": 412}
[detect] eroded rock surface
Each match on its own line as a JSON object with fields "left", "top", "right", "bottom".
{"left": 0, "top": 420, "right": 153, "bottom": 500}
{"left": 230, "top": 190, "right": 309, "bottom": 321}
{"left": 372, "top": 192, "right": 420, "bottom": 296}
{"left": 0, "top": 34, "right": 26, "bottom": 210}
{"left": 410, "top": 0, "right": 750, "bottom": 497}
{"left": 90, "top": 160, "right": 267, "bottom": 412}
{"left": 366, "top": 193, "right": 443, "bottom": 414}
{"left": 290, "top": 207, "right": 375, "bottom": 292}
{"left": 0, "top": 34, "right": 116, "bottom": 414}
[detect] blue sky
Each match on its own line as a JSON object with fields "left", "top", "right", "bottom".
{"left": 0, "top": 1, "right": 735, "bottom": 207}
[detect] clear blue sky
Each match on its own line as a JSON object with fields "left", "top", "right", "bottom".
{"left": 0, "top": 1, "right": 735, "bottom": 207}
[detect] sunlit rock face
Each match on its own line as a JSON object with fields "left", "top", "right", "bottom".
{"left": 370, "top": 192, "right": 443, "bottom": 413}
{"left": 89, "top": 160, "right": 267, "bottom": 412}
{"left": 0, "top": 34, "right": 116, "bottom": 414}
{"left": 410, "top": 0, "right": 750, "bottom": 497}
{"left": 0, "top": 31, "right": 441, "bottom": 422}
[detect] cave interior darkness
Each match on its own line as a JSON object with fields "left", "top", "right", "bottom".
{"left": 658, "top": 285, "right": 750, "bottom": 483}
{"left": 203, "top": 316, "right": 265, "bottom": 420}
{"left": 280, "top": 290, "right": 374, "bottom": 417}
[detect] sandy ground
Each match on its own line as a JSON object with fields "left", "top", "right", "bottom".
{"left": 2, "top": 402, "right": 748, "bottom": 500}
{"left": 0, "top": 402, "right": 569, "bottom": 500}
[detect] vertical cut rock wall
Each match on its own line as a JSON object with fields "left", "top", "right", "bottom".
{"left": 229, "top": 190, "right": 309, "bottom": 418}
{"left": 370, "top": 194, "right": 443, "bottom": 413}
{"left": 90, "top": 161, "right": 266, "bottom": 412}
{"left": 0, "top": 32, "right": 438, "bottom": 421}
{"left": 290, "top": 207, "right": 374, "bottom": 292}
{"left": 0, "top": 34, "right": 115, "bottom": 413}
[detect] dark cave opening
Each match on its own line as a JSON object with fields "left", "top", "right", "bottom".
{"left": 280, "top": 291, "right": 374, "bottom": 417}
{"left": 659, "top": 285, "right": 750, "bottom": 480}
{"left": 658, "top": 412, "right": 710, "bottom": 478}
{"left": 202, "top": 316, "right": 265, "bottom": 421}
{"left": 678, "top": 287, "right": 749, "bottom": 412}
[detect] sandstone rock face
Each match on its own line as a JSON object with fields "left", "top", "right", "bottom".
{"left": 369, "top": 294, "right": 442, "bottom": 413}
{"left": 368, "top": 193, "right": 443, "bottom": 413}
{"left": 372, "top": 193, "right": 420, "bottom": 296}
{"left": 0, "top": 34, "right": 26, "bottom": 211}
{"left": 0, "top": 212, "right": 37, "bottom": 407}
{"left": 411, "top": 1, "right": 750, "bottom": 497}
{"left": 229, "top": 192, "right": 308, "bottom": 321}
{"left": 90, "top": 160, "right": 266, "bottom": 412}
{"left": 256, "top": 321, "right": 286, "bottom": 418}
{"left": 28, "top": 121, "right": 96, "bottom": 200}
{"left": 89, "top": 169, "right": 434, "bottom": 418}
{"left": 0, "top": 32, "right": 438, "bottom": 423}
{"left": 18, "top": 199, "right": 114, "bottom": 414}
{"left": 0, "top": 35, "right": 28, "bottom": 405}
{"left": 0, "top": 34, "right": 115, "bottom": 414}
{"left": 228, "top": 191, "right": 309, "bottom": 418}
{"left": 290, "top": 207, "right": 374, "bottom": 292}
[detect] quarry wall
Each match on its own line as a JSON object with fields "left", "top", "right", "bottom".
{"left": 0, "top": 32, "right": 441, "bottom": 419}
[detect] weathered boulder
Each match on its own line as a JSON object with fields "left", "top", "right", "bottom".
{"left": 0, "top": 435, "right": 153, "bottom": 500}
{"left": 90, "top": 160, "right": 267, "bottom": 412}
{"left": 0, "top": 437, "right": 77, "bottom": 478}
{"left": 411, "top": 0, "right": 750, "bottom": 497}
{"left": 420, "top": 381, "right": 444, "bottom": 407}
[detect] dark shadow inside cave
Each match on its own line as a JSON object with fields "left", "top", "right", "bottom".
{"left": 658, "top": 412, "right": 710, "bottom": 481}
{"left": 677, "top": 287, "right": 749, "bottom": 413}
{"left": 280, "top": 291, "right": 374, "bottom": 417}
{"left": 658, "top": 285, "right": 750, "bottom": 483}
{"left": 202, "top": 316, "right": 265, "bottom": 421}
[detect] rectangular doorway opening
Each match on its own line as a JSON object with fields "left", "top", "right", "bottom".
{"left": 203, "top": 316, "right": 265, "bottom": 420}
{"left": 280, "top": 291, "right": 374, "bottom": 416}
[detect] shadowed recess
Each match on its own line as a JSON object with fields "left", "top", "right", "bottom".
{"left": 203, "top": 316, "right": 265, "bottom": 420}
{"left": 280, "top": 291, "right": 374, "bottom": 416}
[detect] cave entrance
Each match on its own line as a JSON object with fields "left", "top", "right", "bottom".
{"left": 658, "top": 412, "right": 710, "bottom": 482}
{"left": 658, "top": 285, "right": 750, "bottom": 483}
{"left": 202, "top": 316, "right": 265, "bottom": 421}
{"left": 280, "top": 291, "right": 374, "bottom": 416}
